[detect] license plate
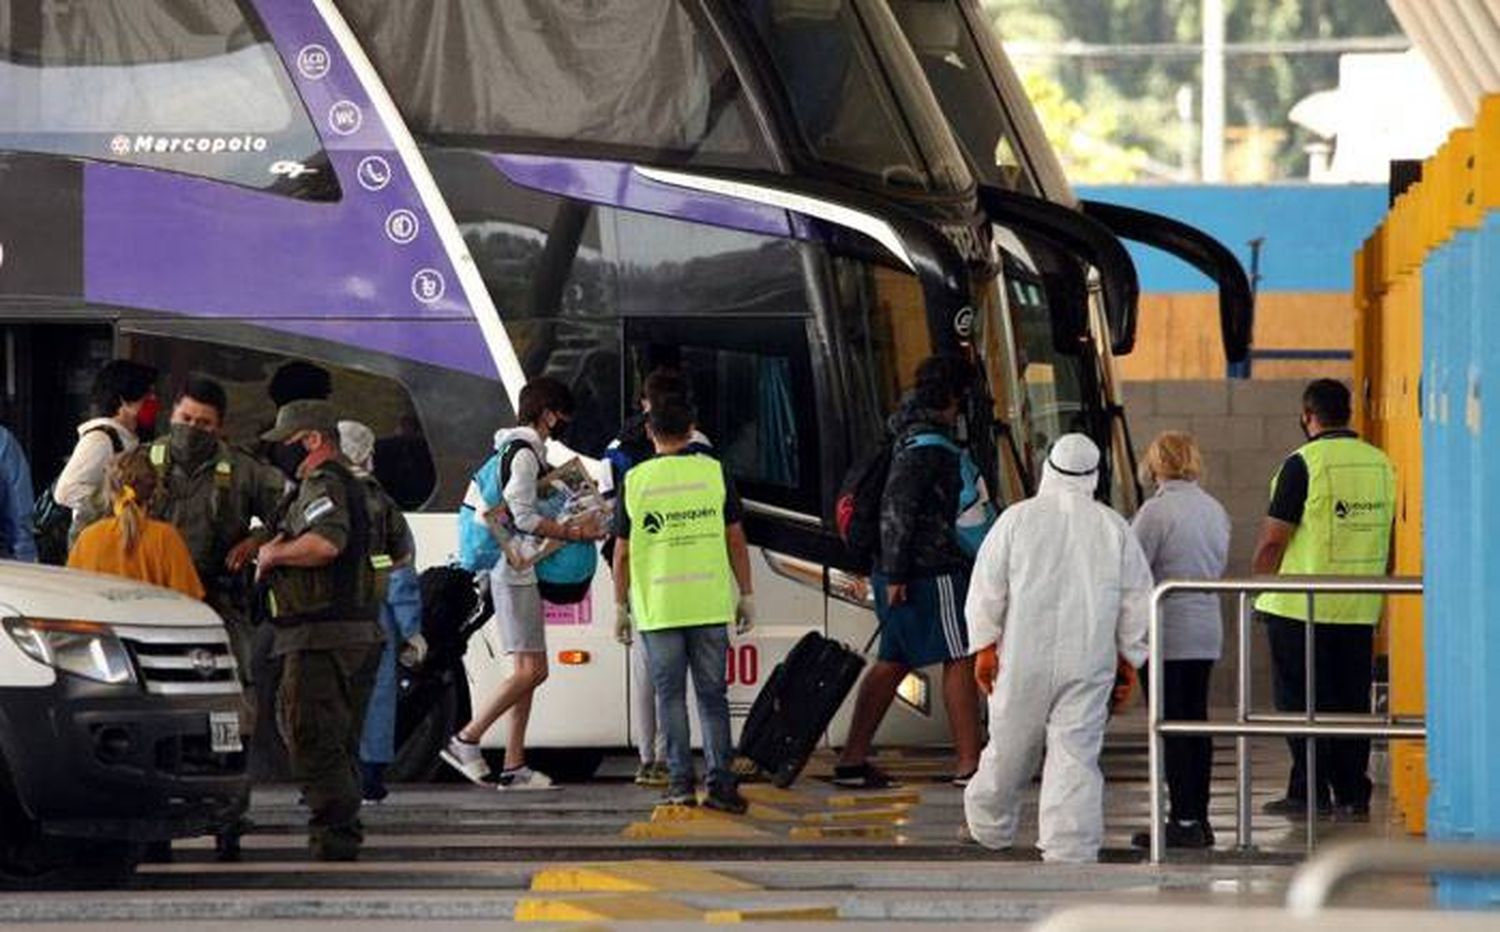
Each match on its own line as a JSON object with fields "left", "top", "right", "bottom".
{"left": 209, "top": 711, "right": 243, "bottom": 753}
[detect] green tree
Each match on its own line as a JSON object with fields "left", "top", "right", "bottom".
{"left": 981, "top": 0, "right": 1403, "bottom": 181}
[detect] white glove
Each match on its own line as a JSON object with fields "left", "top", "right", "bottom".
{"left": 735, "top": 594, "right": 756, "bottom": 637}
{"left": 399, "top": 632, "right": 428, "bottom": 668}
{"left": 614, "top": 606, "right": 633, "bottom": 646}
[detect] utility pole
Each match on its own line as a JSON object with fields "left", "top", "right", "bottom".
{"left": 1201, "top": 0, "right": 1227, "bottom": 182}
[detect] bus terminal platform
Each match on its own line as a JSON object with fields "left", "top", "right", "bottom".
{"left": 0, "top": 723, "right": 1439, "bottom": 929}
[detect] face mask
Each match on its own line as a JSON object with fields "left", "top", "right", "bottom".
{"left": 272, "top": 440, "right": 307, "bottom": 480}
{"left": 168, "top": 423, "right": 217, "bottom": 467}
{"left": 549, "top": 415, "right": 572, "bottom": 444}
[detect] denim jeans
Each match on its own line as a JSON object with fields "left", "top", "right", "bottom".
{"left": 641, "top": 623, "right": 733, "bottom": 790}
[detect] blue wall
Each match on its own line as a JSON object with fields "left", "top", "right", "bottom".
{"left": 1077, "top": 184, "right": 1389, "bottom": 294}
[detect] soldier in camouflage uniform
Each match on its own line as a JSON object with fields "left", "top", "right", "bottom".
{"left": 257, "top": 400, "right": 389, "bottom": 861}
{"left": 146, "top": 378, "right": 289, "bottom": 858}
{"left": 148, "top": 379, "right": 287, "bottom": 686}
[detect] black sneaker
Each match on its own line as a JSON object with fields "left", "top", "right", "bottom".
{"left": 1262, "top": 796, "right": 1332, "bottom": 819}
{"left": 664, "top": 783, "right": 698, "bottom": 806}
{"left": 831, "top": 763, "right": 899, "bottom": 789}
{"left": 1131, "top": 820, "right": 1212, "bottom": 850}
{"left": 702, "top": 783, "right": 749, "bottom": 816}
{"left": 1332, "top": 803, "right": 1371, "bottom": 823}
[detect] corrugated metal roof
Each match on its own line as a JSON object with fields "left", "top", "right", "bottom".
{"left": 1388, "top": 0, "right": 1500, "bottom": 120}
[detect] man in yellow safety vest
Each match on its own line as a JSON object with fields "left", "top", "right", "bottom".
{"left": 1251, "top": 379, "right": 1396, "bottom": 821}
{"left": 611, "top": 386, "right": 755, "bottom": 815}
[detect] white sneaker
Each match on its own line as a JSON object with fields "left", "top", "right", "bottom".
{"left": 439, "top": 736, "right": 490, "bottom": 785}
{"left": 496, "top": 766, "right": 558, "bottom": 791}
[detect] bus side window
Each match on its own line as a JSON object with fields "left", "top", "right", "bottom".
{"left": 626, "top": 319, "right": 820, "bottom": 518}
{"left": 0, "top": 0, "right": 336, "bottom": 200}
{"left": 123, "top": 332, "right": 439, "bottom": 510}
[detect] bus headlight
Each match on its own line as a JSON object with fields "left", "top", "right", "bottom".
{"left": 5, "top": 618, "right": 136, "bottom": 685}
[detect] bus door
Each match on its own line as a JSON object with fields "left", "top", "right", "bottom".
{"left": 0, "top": 323, "right": 115, "bottom": 495}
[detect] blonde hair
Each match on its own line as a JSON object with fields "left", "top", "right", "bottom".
{"left": 1143, "top": 431, "right": 1204, "bottom": 482}
{"left": 105, "top": 449, "right": 159, "bottom": 557}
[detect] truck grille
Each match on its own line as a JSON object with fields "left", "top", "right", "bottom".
{"left": 116, "top": 625, "right": 242, "bottom": 696}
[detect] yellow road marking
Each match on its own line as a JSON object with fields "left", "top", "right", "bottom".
{"left": 530, "top": 861, "right": 759, "bottom": 893}
{"left": 622, "top": 819, "right": 769, "bottom": 839}
{"left": 650, "top": 802, "right": 799, "bottom": 824}
{"left": 801, "top": 806, "right": 910, "bottom": 824}
{"left": 827, "top": 789, "right": 922, "bottom": 808}
{"left": 705, "top": 905, "right": 841, "bottom": 923}
{"left": 788, "top": 823, "right": 897, "bottom": 841}
{"left": 514, "top": 895, "right": 702, "bottom": 922}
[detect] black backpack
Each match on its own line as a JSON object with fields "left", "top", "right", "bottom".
{"left": 33, "top": 424, "right": 125, "bottom": 565}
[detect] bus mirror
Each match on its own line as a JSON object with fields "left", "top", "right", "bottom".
{"left": 977, "top": 185, "right": 1140, "bottom": 356}
{"left": 1080, "top": 200, "right": 1252, "bottom": 365}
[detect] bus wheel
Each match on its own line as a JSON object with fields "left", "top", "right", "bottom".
{"left": 388, "top": 678, "right": 461, "bottom": 783}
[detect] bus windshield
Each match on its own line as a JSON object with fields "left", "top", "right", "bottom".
{"left": 734, "top": 0, "right": 972, "bottom": 196}
{"left": 886, "top": 0, "right": 1036, "bottom": 194}
{"left": 336, "top": 0, "right": 773, "bottom": 170}
{"left": 993, "top": 228, "right": 1091, "bottom": 477}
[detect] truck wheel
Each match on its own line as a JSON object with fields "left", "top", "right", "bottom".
{"left": 387, "top": 677, "right": 461, "bottom": 783}
{"left": 0, "top": 792, "right": 140, "bottom": 890}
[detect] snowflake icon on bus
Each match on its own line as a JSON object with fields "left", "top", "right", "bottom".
{"left": 411, "top": 268, "right": 446, "bottom": 305}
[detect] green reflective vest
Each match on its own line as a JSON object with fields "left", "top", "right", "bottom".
{"left": 1255, "top": 436, "right": 1396, "bottom": 624}
{"left": 625, "top": 454, "right": 735, "bottom": 632}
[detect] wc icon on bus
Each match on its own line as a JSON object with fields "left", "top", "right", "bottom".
{"left": 328, "top": 100, "right": 363, "bottom": 136}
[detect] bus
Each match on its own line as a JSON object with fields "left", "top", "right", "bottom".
{"left": 0, "top": 0, "right": 1245, "bottom": 780}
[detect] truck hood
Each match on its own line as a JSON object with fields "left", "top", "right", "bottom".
{"left": 0, "top": 561, "right": 224, "bottom": 628}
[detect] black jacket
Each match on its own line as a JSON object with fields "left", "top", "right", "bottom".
{"left": 878, "top": 399, "right": 966, "bottom": 583}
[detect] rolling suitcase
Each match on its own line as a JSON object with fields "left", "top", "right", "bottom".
{"left": 738, "top": 630, "right": 871, "bottom": 787}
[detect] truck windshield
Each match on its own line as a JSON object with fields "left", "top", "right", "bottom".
{"left": 886, "top": 0, "right": 1036, "bottom": 194}
{"left": 734, "top": 0, "right": 972, "bottom": 196}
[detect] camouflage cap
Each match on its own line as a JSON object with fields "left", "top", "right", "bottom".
{"left": 260, "top": 399, "right": 340, "bottom": 443}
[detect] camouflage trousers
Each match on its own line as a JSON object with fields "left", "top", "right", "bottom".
{"left": 277, "top": 644, "right": 380, "bottom": 860}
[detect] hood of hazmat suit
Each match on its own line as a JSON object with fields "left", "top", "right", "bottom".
{"left": 961, "top": 433, "right": 1153, "bottom": 863}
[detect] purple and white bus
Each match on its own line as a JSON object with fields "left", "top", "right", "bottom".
{"left": 0, "top": 0, "right": 1245, "bottom": 780}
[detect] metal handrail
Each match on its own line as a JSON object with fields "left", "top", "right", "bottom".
{"left": 1286, "top": 840, "right": 1500, "bottom": 914}
{"left": 1148, "top": 575, "right": 1424, "bottom": 864}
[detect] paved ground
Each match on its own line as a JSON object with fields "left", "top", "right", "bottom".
{"left": 1, "top": 728, "right": 1432, "bottom": 928}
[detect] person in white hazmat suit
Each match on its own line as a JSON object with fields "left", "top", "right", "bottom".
{"left": 962, "top": 433, "right": 1153, "bottom": 862}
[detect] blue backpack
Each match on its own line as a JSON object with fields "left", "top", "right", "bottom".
{"left": 456, "top": 439, "right": 597, "bottom": 604}
{"left": 904, "top": 433, "right": 997, "bottom": 558}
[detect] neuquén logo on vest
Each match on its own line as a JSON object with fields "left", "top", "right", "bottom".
{"left": 1334, "top": 499, "right": 1383, "bottom": 520}
{"left": 642, "top": 506, "right": 719, "bottom": 535}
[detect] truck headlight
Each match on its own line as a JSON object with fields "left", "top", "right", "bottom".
{"left": 4, "top": 618, "right": 136, "bottom": 685}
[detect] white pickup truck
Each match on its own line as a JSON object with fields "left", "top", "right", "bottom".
{"left": 0, "top": 561, "right": 249, "bottom": 887}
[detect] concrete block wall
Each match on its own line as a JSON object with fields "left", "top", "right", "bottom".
{"left": 1125, "top": 379, "right": 1310, "bottom": 707}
